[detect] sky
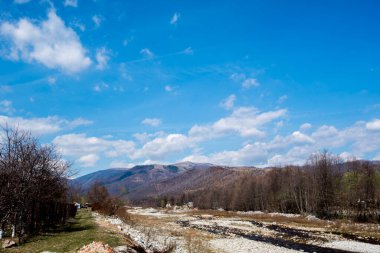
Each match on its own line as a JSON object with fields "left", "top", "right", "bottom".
{"left": 0, "top": 0, "right": 380, "bottom": 176}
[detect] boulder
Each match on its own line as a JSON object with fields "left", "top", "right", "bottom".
{"left": 2, "top": 239, "right": 16, "bottom": 248}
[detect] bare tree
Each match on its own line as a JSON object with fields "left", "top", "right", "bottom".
{"left": 0, "top": 127, "right": 73, "bottom": 241}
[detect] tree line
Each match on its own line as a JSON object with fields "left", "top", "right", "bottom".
{"left": 159, "top": 151, "right": 380, "bottom": 221}
{"left": 0, "top": 127, "right": 76, "bottom": 242}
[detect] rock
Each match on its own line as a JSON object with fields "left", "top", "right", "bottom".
{"left": 2, "top": 239, "right": 16, "bottom": 248}
{"left": 113, "top": 245, "right": 138, "bottom": 253}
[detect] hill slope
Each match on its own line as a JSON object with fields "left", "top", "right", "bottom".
{"left": 71, "top": 162, "right": 213, "bottom": 196}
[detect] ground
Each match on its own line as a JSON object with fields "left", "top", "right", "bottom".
{"left": 1, "top": 209, "right": 125, "bottom": 253}
{"left": 2, "top": 208, "right": 380, "bottom": 253}
{"left": 97, "top": 207, "right": 380, "bottom": 253}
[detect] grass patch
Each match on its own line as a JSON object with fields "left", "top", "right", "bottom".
{"left": 1, "top": 209, "right": 125, "bottom": 253}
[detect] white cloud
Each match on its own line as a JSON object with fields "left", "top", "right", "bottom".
{"left": 64, "top": 0, "right": 78, "bottom": 7}
{"left": 92, "top": 15, "right": 102, "bottom": 28}
{"left": 366, "top": 119, "right": 380, "bottom": 131}
{"left": 93, "top": 82, "right": 109, "bottom": 92}
{"left": 71, "top": 20, "right": 85, "bottom": 31}
{"left": 142, "top": 118, "right": 161, "bottom": 127}
{"left": 0, "top": 115, "right": 92, "bottom": 135}
{"left": 230, "top": 73, "right": 246, "bottom": 82}
{"left": 278, "top": 95, "right": 288, "bottom": 103}
{"left": 109, "top": 160, "right": 135, "bottom": 168}
{"left": 51, "top": 114, "right": 380, "bottom": 169}
{"left": 183, "top": 143, "right": 268, "bottom": 166}
{"left": 165, "top": 85, "right": 173, "bottom": 92}
{"left": 95, "top": 47, "right": 110, "bottom": 70}
{"left": 300, "top": 123, "right": 312, "bottom": 130}
{"left": 0, "top": 100, "right": 15, "bottom": 115}
{"left": 0, "top": 10, "right": 91, "bottom": 73}
{"left": 312, "top": 125, "right": 339, "bottom": 139}
{"left": 53, "top": 133, "right": 135, "bottom": 158}
{"left": 229, "top": 73, "right": 260, "bottom": 89}
{"left": 119, "top": 63, "right": 133, "bottom": 81}
{"left": 170, "top": 12, "right": 180, "bottom": 25}
{"left": 242, "top": 78, "right": 260, "bottom": 88}
{"left": 133, "top": 131, "right": 164, "bottom": 143}
{"left": 339, "top": 152, "right": 356, "bottom": 161}
{"left": 78, "top": 154, "right": 99, "bottom": 167}
{"left": 276, "top": 121, "right": 284, "bottom": 127}
{"left": 47, "top": 76, "right": 56, "bottom": 85}
{"left": 183, "top": 47, "right": 193, "bottom": 55}
{"left": 132, "top": 134, "right": 192, "bottom": 160}
{"left": 290, "top": 131, "right": 314, "bottom": 144}
{"left": 183, "top": 117, "right": 380, "bottom": 167}
{"left": 189, "top": 107, "right": 287, "bottom": 139}
{"left": 140, "top": 48, "right": 154, "bottom": 58}
{"left": 220, "top": 94, "right": 236, "bottom": 110}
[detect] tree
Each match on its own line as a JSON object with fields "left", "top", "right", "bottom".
{"left": 0, "top": 127, "right": 73, "bottom": 241}
{"left": 87, "top": 182, "right": 121, "bottom": 215}
{"left": 308, "top": 150, "right": 342, "bottom": 217}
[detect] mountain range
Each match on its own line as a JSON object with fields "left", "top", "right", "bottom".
{"left": 70, "top": 162, "right": 216, "bottom": 199}
{"left": 71, "top": 160, "right": 380, "bottom": 202}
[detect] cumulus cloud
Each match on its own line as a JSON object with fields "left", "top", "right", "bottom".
{"left": 230, "top": 73, "right": 260, "bottom": 89}
{"left": 78, "top": 154, "right": 99, "bottom": 167}
{"left": 142, "top": 118, "right": 161, "bottom": 127}
{"left": 0, "top": 100, "right": 15, "bottom": 115}
{"left": 140, "top": 48, "right": 154, "bottom": 58}
{"left": 95, "top": 47, "right": 110, "bottom": 70}
{"left": 53, "top": 133, "right": 135, "bottom": 158}
{"left": 366, "top": 119, "right": 380, "bottom": 131}
{"left": 0, "top": 115, "right": 92, "bottom": 135}
{"left": 133, "top": 131, "right": 164, "bottom": 143}
{"left": 64, "top": 0, "right": 78, "bottom": 7}
{"left": 170, "top": 12, "right": 180, "bottom": 25}
{"left": 300, "top": 123, "right": 312, "bottom": 130}
{"left": 230, "top": 73, "right": 246, "bottom": 82}
{"left": 183, "top": 117, "right": 380, "bottom": 167}
{"left": 0, "top": 10, "right": 91, "bottom": 73}
{"left": 242, "top": 78, "right": 260, "bottom": 88}
{"left": 51, "top": 114, "right": 380, "bottom": 169}
{"left": 132, "top": 134, "right": 192, "bottom": 160}
{"left": 190, "top": 107, "right": 287, "bottom": 139}
{"left": 220, "top": 94, "right": 236, "bottom": 110}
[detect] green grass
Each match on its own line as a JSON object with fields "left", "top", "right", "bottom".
{"left": 1, "top": 209, "right": 125, "bottom": 253}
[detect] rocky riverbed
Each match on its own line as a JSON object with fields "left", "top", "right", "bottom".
{"left": 95, "top": 207, "right": 380, "bottom": 253}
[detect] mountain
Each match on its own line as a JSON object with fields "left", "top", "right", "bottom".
{"left": 71, "top": 162, "right": 213, "bottom": 196}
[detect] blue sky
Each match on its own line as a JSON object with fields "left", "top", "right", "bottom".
{"left": 0, "top": 0, "right": 380, "bottom": 176}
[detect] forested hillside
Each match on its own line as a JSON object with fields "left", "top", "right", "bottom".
{"left": 132, "top": 152, "right": 380, "bottom": 221}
